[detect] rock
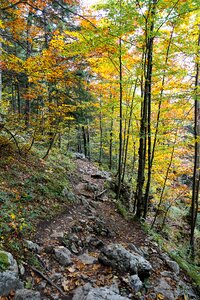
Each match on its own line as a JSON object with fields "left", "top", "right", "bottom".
{"left": 129, "top": 244, "right": 144, "bottom": 256}
{"left": 129, "top": 275, "right": 143, "bottom": 292}
{"left": 99, "top": 244, "right": 152, "bottom": 279}
{"left": 78, "top": 253, "right": 98, "bottom": 265}
{"left": 71, "top": 243, "right": 79, "bottom": 254}
{"left": 0, "top": 251, "right": 18, "bottom": 274}
{"left": 154, "top": 278, "right": 174, "bottom": 300}
{"left": 86, "top": 183, "right": 99, "bottom": 192}
{"left": 160, "top": 271, "right": 174, "bottom": 278}
{"left": 24, "top": 240, "right": 42, "bottom": 253}
{"left": 19, "top": 264, "right": 25, "bottom": 276}
{"left": 73, "top": 152, "right": 86, "bottom": 160}
{"left": 73, "top": 283, "right": 129, "bottom": 300}
{"left": 166, "top": 260, "right": 180, "bottom": 275}
{"left": 175, "top": 280, "right": 200, "bottom": 299}
{"left": 54, "top": 246, "right": 72, "bottom": 266}
{"left": 161, "top": 253, "right": 180, "bottom": 274}
{"left": 62, "top": 188, "right": 78, "bottom": 202}
{"left": 50, "top": 231, "right": 64, "bottom": 238}
{"left": 0, "top": 251, "right": 23, "bottom": 296}
{"left": 0, "top": 272, "right": 23, "bottom": 296}
{"left": 91, "top": 171, "right": 111, "bottom": 181}
{"left": 79, "top": 196, "right": 90, "bottom": 206}
{"left": 14, "top": 289, "right": 41, "bottom": 300}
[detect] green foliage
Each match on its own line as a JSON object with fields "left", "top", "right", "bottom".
{"left": 116, "top": 201, "right": 129, "bottom": 220}
{"left": 0, "top": 144, "right": 75, "bottom": 256}
{"left": 0, "top": 251, "right": 9, "bottom": 271}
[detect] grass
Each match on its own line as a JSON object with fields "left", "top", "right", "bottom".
{"left": 0, "top": 139, "right": 76, "bottom": 258}
{"left": 142, "top": 222, "right": 200, "bottom": 292}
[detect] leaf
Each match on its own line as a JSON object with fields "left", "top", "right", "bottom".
{"left": 67, "top": 266, "right": 76, "bottom": 273}
{"left": 157, "top": 294, "right": 164, "bottom": 300}
{"left": 62, "top": 279, "right": 70, "bottom": 292}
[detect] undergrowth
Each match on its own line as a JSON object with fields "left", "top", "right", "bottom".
{"left": 0, "top": 141, "right": 75, "bottom": 257}
{"left": 142, "top": 222, "right": 200, "bottom": 292}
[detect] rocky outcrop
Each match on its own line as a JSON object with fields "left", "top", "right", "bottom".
{"left": 99, "top": 244, "right": 152, "bottom": 279}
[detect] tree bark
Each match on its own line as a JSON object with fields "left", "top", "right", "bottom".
{"left": 190, "top": 25, "right": 200, "bottom": 258}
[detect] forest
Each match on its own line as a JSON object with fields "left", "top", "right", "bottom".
{"left": 0, "top": 0, "right": 199, "bottom": 299}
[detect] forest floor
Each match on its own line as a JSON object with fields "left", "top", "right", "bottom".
{"left": 9, "top": 156, "right": 199, "bottom": 300}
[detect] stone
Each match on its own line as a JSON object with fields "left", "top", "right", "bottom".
{"left": 99, "top": 244, "right": 152, "bottom": 279}
{"left": 129, "top": 275, "right": 143, "bottom": 292}
{"left": 0, "top": 251, "right": 23, "bottom": 296}
{"left": 14, "top": 289, "right": 41, "bottom": 300}
{"left": 62, "top": 188, "right": 77, "bottom": 202}
{"left": 154, "top": 279, "right": 174, "bottom": 300}
{"left": 71, "top": 243, "right": 79, "bottom": 254}
{"left": 91, "top": 171, "right": 111, "bottom": 181}
{"left": 86, "top": 183, "right": 99, "bottom": 192}
{"left": 24, "top": 240, "right": 42, "bottom": 253}
{"left": 54, "top": 246, "right": 72, "bottom": 266}
{"left": 78, "top": 253, "right": 98, "bottom": 265}
{"left": 166, "top": 260, "right": 180, "bottom": 275}
{"left": 73, "top": 152, "right": 86, "bottom": 160}
{"left": 50, "top": 231, "right": 64, "bottom": 238}
{"left": 0, "top": 271, "right": 23, "bottom": 296}
{"left": 73, "top": 283, "right": 129, "bottom": 300}
{"left": 129, "top": 244, "right": 144, "bottom": 256}
{"left": 0, "top": 251, "right": 18, "bottom": 274}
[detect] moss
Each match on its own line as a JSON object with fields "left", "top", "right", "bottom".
{"left": 0, "top": 251, "right": 10, "bottom": 271}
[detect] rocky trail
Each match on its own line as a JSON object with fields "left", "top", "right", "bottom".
{"left": 0, "top": 157, "right": 199, "bottom": 300}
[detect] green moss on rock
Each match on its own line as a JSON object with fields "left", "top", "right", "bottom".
{"left": 0, "top": 251, "right": 10, "bottom": 271}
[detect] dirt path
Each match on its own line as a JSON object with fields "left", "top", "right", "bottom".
{"left": 24, "top": 158, "right": 199, "bottom": 300}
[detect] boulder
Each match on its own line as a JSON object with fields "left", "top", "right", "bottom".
{"left": 0, "top": 271, "right": 23, "bottom": 296}
{"left": 78, "top": 253, "right": 98, "bottom": 265}
{"left": 73, "top": 283, "right": 129, "bottom": 300}
{"left": 129, "top": 275, "right": 143, "bottom": 292}
{"left": 24, "top": 240, "right": 42, "bottom": 253}
{"left": 99, "top": 244, "right": 152, "bottom": 279}
{"left": 154, "top": 278, "right": 174, "bottom": 300}
{"left": 54, "top": 246, "right": 72, "bottom": 266}
{"left": 14, "top": 289, "right": 41, "bottom": 300}
{"left": 0, "top": 251, "right": 23, "bottom": 296}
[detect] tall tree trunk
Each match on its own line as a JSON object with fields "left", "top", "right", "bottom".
{"left": 99, "top": 97, "right": 103, "bottom": 164}
{"left": 86, "top": 124, "right": 90, "bottom": 160}
{"left": 0, "top": 40, "right": 2, "bottom": 103}
{"left": 190, "top": 25, "right": 200, "bottom": 258}
{"left": 136, "top": 0, "right": 157, "bottom": 218}
{"left": 82, "top": 125, "right": 87, "bottom": 157}
{"left": 109, "top": 105, "right": 114, "bottom": 170}
{"left": 122, "top": 79, "right": 138, "bottom": 183}
{"left": 117, "top": 35, "right": 123, "bottom": 200}
{"left": 25, "top": 11, "right": 32, "bottom": 127}
{"left": 151, "top": 130, "right": 178, "bottom": 228}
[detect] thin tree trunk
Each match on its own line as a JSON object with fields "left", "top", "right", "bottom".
{"left": 25, "top": 11, "right": 32, "bottom": 127}
{"left": 109, "top": 105, "right": 114, "bottom": 170}
{"left": 151, "top": 130, "right": 178, "bottom": 228}
{"left": 122, "top": 79, "right": 138, "bottom": 183}
{"left": 86, "top": 124, "right": 90, "bottom": 160}
{"left": 136, "top": 0, "right": 157, "bottom": 218}
{"left": 143, "top": 0, "right": 157, "bottom": 219}
{"left": 99, "top": 97, "right": 103, "bottom": 164}
{"left": 82, "top": 125, "right": 87, "bottom": 157}
{"left": 117, "top": 35, "right": 123, "bottom": 200}
{"left": 190, "top": 25, "right": 200, "bottom": 258}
